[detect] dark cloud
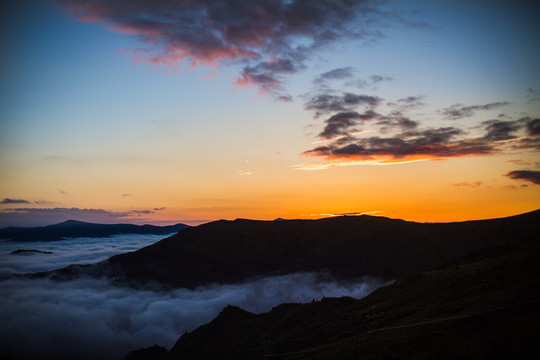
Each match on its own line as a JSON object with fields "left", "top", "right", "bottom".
{"left": 303, "top": 127, "right": 492, "bottom": 162}
{"left": 441, "top": 102, "right": 511, "bottom": 120}
{"left": 312, "top": 68, "right": 393, "bottom": 90}
{"left": 0, "top": 207, "right": 165, "bottom": 227}
{"left": 482, "top": 119, "right": 524, "bottom": 141}
{"left": 376, "top": 112, "right": 419, "bottom": 132}
{"left": 0, "top": 198, "right": 30, "bottom": 205}
{"left": 277, "top": 94, "right": 294, "bottom": 102}
{"left": 369, "top": 75, "right": 394, "bottom": 83}
{"left": 526, "top": 118, "right": 540, "bottom": 136}
{"left": 58, "top": 0, "right": 401, "bottom": 96}
{"left": 318, "top": 110, "right": 380, "bottom": 139}
{"left": 301, "top": 89, "right": 538, "bottom": 167}
{"left": 305, "top": 93, "right": 381, "bottom": 117}
{"left": 490, "top": 117, "right": 540, "bottom": 151}
{"left": 344, "top": 74, "right": 393, "bottom": 89}
{"left": 234, "top": 56, "right": 306, "bottom": 95}
{"left": 153, "top": 207, "right": 167, "bottom": 211}
{"left": 313, "top": 67, "right": 356, "bottom": 85}
{"left": 504, "top": 170, "right": 540, "bottom": 185}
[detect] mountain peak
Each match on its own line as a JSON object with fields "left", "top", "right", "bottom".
{"left": 57, "top": 220, "right": 90, "bottom": 225}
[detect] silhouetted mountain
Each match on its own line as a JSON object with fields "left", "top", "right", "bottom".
{"left": 128, "top": 231, "right": 540, "bottom": 359}
{"left": 0, "top": 220, "right": 189, "bottom": 242}
{"left": 11, "top": 249, "right": 53, "bottom": 255}
{"left": 54, "top": 210, "right": 539, "bottom": 289}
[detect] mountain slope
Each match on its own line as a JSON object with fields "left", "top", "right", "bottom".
{"left": 135, "top": 233, "right": 540, "bottom": 359}
{"left": 97, "top": 210, "right": 540, "bottom": 289}
{"left": 0, "top": 220, "right": 189, "bottom": 242}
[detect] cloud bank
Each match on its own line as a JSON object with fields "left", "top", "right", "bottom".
{"left": 0, "top": 236, "right": 386, "bottom": 359}
{"left": 0, "top": 273, "right": 385, "bottom": 360}
{"left": 0, "top": 234, "right": 170, "bottom": 276}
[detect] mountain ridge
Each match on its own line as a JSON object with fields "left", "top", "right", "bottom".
{"left": 0, "top": 220, "right": 189, "bottom": 241}
{"left": 47, "top": 209, "right": 540, "bottom": 290}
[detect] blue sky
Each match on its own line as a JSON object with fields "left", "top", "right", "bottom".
{"left": 1, "top": 0, "right": 539, "bottom": 226}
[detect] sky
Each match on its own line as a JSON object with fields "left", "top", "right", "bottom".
{"left": 1, "top": 0, "right": 539, "bottom": 227}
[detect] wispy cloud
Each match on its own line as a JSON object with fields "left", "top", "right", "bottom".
{"left": 440, "top": 102, "right": 511, "bottom": 120}
{"left": 450, "top": 182, "right": 483, "bottom": 188}
{"left": 319, "top": 210, "right": 385, "bottom": 217}
{"left": 0, "top": 199, "right": 30, "bottom": 205}
{"left": 305, "top": 93, "right": 381, "bottom": 117}
{"left": 58, "top": 0, "right": 416, "bottom": 98}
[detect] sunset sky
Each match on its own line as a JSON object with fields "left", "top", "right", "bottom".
{"left": 1, "top": 0, "right": 539, "bottom": 227}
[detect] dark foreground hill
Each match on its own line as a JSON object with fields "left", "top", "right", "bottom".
{"left": 0, "top": 220, "right": 189, "bottom": 242}
{"left": 64, "top": 210, "right": 540, "bottom": 289}
{"left": 126, "top": 232, "right": 540, "bottom": 360}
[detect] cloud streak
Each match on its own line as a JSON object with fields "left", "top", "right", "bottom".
{"left": 0, "top": 234, "right": 168, "bottom": 276}
{"left": 0, "top": 198, "right": 30, "bottom": 205}
{"left": 440, "top": 102, "right": 511, "bottom": 120}
{"left": 58, "top": 0, "right": 410, "bottom": 97}
{"left": 0, "top": 207, "right": 169, "bottom": 227}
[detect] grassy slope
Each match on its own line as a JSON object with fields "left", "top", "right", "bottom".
{"left": 164, "top": 237, "right": 540, "bottom": 359}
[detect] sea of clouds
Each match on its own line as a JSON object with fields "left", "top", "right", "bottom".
{"left": 0, "top": 234, "right": 386, "bottom": 360}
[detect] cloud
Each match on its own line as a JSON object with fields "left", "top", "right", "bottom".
{"left": 312, "top": 68, "right": 394, "bottom": 91}
{"left": 369, "top": 75, "right": 394, "bottom": 84}
{"left": 318, "top": 111, "right": 379, "bottom": 140}
{"left": 526, "top": 87, "right": 540, "bottom": 103}
{"left": 313, "top": 67, "right": 356, "bottom": 85}
{"left": 305, "top": 93, "right": 381, "bottom": 117}
{"left": 440, "top": 102, "right": 511, "bottom": 120}
{"left": 301, "top": 124, "right": 498, "bottom": 167}
{"left": 0, "top": 236, "right": 385, "bottom": 359}
{"left": 58, "top": 0, "right": 402, "bottom": 97}
{"left": 482, "top": 119, "right": 526, "bottom": 141}
{"left": 0, "top": 272, "right": 385, "bottom": 360}
{"left": 450, "top": 182, "right": 483, "bottom": 188}
{"left": 300, "top": 87, "right": 539, "bottom": 168}
{"left": 526, "top": 118, "right": 540, "bottom": 136}
{"left": 0, "top": 234, "right": 168, "bottom": 275}
{"left": 504, "top": 170, "right": 540, "bottom": 185}
{"left": 0, "top": 198, "right": 30, "bottom": 205}
{"left": 0, "top": 207, "right": 167, "bottom": 227}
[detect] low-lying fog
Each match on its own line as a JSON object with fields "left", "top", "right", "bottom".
{"left": 0, "top": 235, "right": 386, "bottom": 360}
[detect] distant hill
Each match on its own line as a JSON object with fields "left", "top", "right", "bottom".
{"left": 0, "top": 220, "right": 189, "bottom": 241}
{"left": 49, "top": 210, "right": 540, "bottom": 289}
{"left": 128, "top": 229, "right": 540, "bottom": 359}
